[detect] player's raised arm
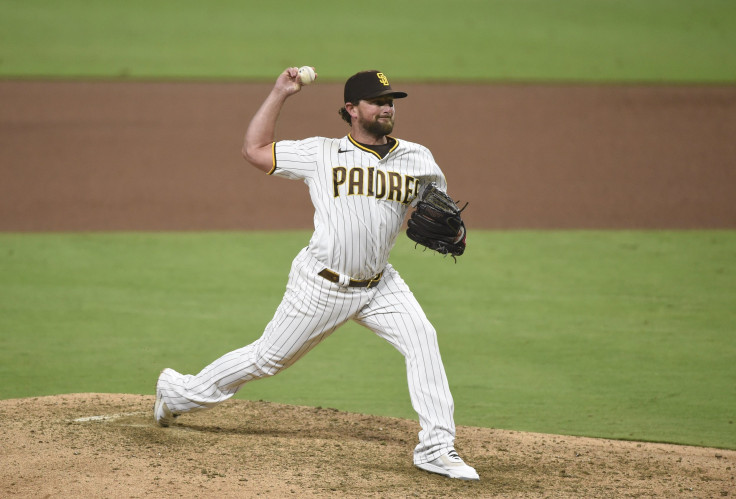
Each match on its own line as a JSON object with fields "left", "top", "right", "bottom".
{"left": 242, "top": 67, "right": 315, "bottom": 172}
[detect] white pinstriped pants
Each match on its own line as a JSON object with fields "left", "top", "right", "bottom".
{"left": 157, "top": 247, "right": 456, "bottom": 464}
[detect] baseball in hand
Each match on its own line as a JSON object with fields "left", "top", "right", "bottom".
{"left": 298, "top": 66, "right": 316, "bottom": 85}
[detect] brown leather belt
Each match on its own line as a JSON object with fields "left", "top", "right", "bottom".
{"left": 318, "top": 268, "right": 383, "bottom": 288}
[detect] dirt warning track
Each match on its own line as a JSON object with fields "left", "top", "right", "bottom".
{"left": 1, "top": 80, "right": 735, "bottom": 231}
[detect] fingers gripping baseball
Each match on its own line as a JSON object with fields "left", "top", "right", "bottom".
{"left": 278, "top": 66, "right": 317, "bottom": 94}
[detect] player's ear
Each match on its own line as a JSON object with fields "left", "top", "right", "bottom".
{"left": 345, "top": 102, "right": 358, "bottom": 119}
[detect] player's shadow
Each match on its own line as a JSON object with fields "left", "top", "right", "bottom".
{"left": 168, "top": 403, "right": 415, "bottom": 447}
{"left": 178, "top": 420, "right": 412, "bottom": 447}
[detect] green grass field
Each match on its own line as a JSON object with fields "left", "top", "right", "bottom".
{"left": 1, "top": 0, "right": 735, "bottom": 82}
{"left": 1, "top": 231, "right": 734, "bottom": 449}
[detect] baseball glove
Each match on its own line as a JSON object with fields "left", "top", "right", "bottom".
{"left": 406, "top": 182, "right": 467, "bottom": 259}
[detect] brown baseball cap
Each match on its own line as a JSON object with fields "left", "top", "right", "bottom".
{"left": 344, "top": 70, "right": 408, "bottom": 104}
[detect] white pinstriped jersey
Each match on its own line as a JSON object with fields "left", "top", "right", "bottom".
{"left": 271, "top": 134, "right": 447, "bottom": 279}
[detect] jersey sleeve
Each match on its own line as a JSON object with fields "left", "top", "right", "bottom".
{"left": 270, "top": 137, "right": 320, "bottom": 180}
{"left": 416, "top": 145, "right": 448, "bottom": 193}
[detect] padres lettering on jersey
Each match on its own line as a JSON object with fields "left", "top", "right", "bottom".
{"left": 271, "top": 134, "right": 446, "bottom": 278}
{"left": 332, "top": 166, "right": 418, "bottom": 204}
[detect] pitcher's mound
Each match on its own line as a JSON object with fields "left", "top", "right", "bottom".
{"left": 1, "top": 393, "right": 733, "bottom": 497}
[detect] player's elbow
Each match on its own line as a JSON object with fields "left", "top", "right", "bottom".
{"left": 241, "top": 144, "right": 252, "bottom": 162}
{"left": 241, "top": 143, "right": 255, "bottom": 163}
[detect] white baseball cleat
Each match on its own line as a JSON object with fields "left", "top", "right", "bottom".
{"left": 415, "top": 449, "right": 480, "bottom": 481}
{"left": 153, "top": 371, "right": 179, "bottom": 427}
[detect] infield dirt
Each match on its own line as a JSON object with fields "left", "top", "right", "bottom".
{"left": 1, "top": 81, "right": 735, "bottom": 497}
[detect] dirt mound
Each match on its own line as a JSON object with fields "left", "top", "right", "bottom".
{"left": 1, "top": 394, "right": 733, "bottom": 498}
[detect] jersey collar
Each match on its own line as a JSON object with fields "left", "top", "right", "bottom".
{"left": 347, "top": 134, "right": 400, "bottom": 160}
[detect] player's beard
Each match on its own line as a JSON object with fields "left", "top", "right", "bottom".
{"left": 360, "top": 115, "right": 394, "bottom": 138}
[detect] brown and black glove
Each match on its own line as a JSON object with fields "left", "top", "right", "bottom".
{"left": 406, "top": 182, "right": 467, "bottom": 259}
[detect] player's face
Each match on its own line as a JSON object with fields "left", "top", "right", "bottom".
{"left": 355, "top": 97, "right": 395, "bottom": 137}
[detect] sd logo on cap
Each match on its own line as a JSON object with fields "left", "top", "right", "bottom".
{"left": 344, "top": 70, "right": 408, "bottom": 104}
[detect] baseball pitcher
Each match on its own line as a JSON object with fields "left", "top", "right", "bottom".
{"left": 154, "top": 67, "right": 477, "bottom": 481}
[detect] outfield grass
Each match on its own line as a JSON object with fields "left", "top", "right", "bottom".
{"left": 1, "top": 231, "right": 734, "bottom": 449}
{"left": 1, "top": 0, "right": 735, "bottom": 82}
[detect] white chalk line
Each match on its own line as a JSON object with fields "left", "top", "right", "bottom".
{"left": 72, "top": 412, "right": 145, "bottom": 423}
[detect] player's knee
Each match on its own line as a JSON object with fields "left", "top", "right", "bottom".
{"left": 416, "top": 323, "right": 438, "bottom": 342}
{"left": 254, "top": 347, "right": 291, "bottom": 377}
{"left": 406, "top": 325, "right": 440, "bottom": 355}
